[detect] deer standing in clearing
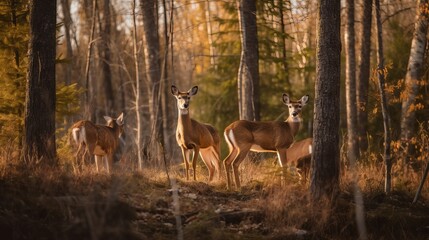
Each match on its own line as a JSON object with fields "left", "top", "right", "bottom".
{"left": 171, "top": 85, "right": 221, "bottom": 182}
{"left": 223, "top": 94, "right": 309, "bottom": 189}
{"left": 71, "top": 113, "right": 124, "bottom": 173}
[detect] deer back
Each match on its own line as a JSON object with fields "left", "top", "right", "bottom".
{"left": 226, "top": 120, "right": 295, "bottom": 151}
{"left": 287, "top": 138, "right": 313, "bottom": 164}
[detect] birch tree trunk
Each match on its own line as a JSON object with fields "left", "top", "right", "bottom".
{"left": 345, "top": 0, "right": 359, "bottom": 162}
{"left": 357, "top": 0, "right": 373, "bottom": 153}
{"left": 237, "top": 0, "right": 260, "bottom": 121}
{"left": 375, "top": 0, "right": 392, "bottom": 194}
{"left": 310, "top": 0, "right": 341, "bottom": 201}
{"left": 132, "top": 0, "right": 143, "bottom": 169}
{"left": 400, "top": 0, "right": 429, "bottom": 158}
{"left": 24, "top": 0, "right": 57, "bottom": 165}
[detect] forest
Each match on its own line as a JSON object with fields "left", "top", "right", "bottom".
{"left": 1, "top": 0, "right": 429, "bottom": 239}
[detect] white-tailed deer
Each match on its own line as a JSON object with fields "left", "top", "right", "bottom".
{"left": 171, "top": 85, "right": 221, "bottom": 181}
{"left": 223, "top": 94, "right": 309, "bottom": 189}
{"left": 71, "top": 113, "right": 124, "bottom": 173}
{"left": 286, "top": 137, "right": 312, "bottom": 181}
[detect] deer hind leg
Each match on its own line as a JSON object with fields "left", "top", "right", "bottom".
{"left": 223, "top": 131, "right": 240, "bottom": 189}
{"left": 199, "top": 147, "right": 217, "bottom": 182}
{"left": 231, "top": 146, "right": 251, "bottom": 189}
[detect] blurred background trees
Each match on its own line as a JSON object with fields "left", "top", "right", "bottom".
{"left": 0, "top": 0, "right": 427, "bottom": 174}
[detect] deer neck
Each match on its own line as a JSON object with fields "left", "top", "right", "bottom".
{"left": 177, "top": 111, "right": 193, "bottom": 134}
{"left": 286, "top": 116, "right": 302, "bottom": 137}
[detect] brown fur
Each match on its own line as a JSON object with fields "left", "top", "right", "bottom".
{"left": 223, "top": 94, "right": 309, "bottom": 189}
{"left": 287, "top": 138, "right": 312, "bottom": 180}
{"left": 71, "top": 113, "right": 124, "bottom": 173}
{"left": 172, "top": 85, "right": 221, "bottom": 182}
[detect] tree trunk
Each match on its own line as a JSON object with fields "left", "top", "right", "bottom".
{"left": 400, "top": 0, "right": 429, "bottom": 158}
{"left": 141, "top": 0, "right": 164, "bottom": 151}
{"left": 375, "top": 0, "right": 392, "bottom": 194}
{"left": 278, "top": 0, "right": 290, "bottom": 88}
{"left": 310, "top": 0, "right": 341, "bottom": 201}
{"left": 345, "top": 0, "right": 359, "bottom": 162}
{"left": 357, "top": 0, "right": 373, "bottom": 153}
{"left": 237, "top": 0, "right": 260, "bottom": 121}
{"left": 205, "top": 0, "right": 216, "bottom": 67}
{"left": 101, "top": 0, "right": 115, "bottom": 115}
{"left": 24, "top": 0, "right": 57, "bottom": 165}
{"left": 84, "top": 0, "right": 98, "bottom": 121}
{"left": 132, "top": 0, "right": 143, "bottom": 169}
{"left": 60, "top": 0, "right": 73, "bottom": 85}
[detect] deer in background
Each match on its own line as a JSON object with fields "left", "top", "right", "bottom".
{"left": 171, "top": 85, "right": 221, "bottom": 182}
{"left": 71, "top": 113, "right": 124, "bottom": 173}
{"left": 223, "top": 93, "right": 309, "bottom": 189}
{"left": 286, "top": 137, "right": 313, "bottom": 181}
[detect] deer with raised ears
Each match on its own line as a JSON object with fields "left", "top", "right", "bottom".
{"left": 71, "top": 113, "right": 124, "bottom": 173}
{"left": 171, "top": 85, "right": 221, "bottom": 182}
{"left": 223, "top": 94, "right": 309, "bottom": 189}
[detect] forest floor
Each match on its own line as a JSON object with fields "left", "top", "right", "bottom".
{"left": 0, "top": 165, "right": 429, "bottom": 240}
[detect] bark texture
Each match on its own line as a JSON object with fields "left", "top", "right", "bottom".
{"left": 237, "top": 0, "right": 260, "bottom": 121}
{"left": 357, "top": 0, "right": 373, "bottom": 152}
{"left": 24, "top": 0, "right": 57, "bottom": 165}
{"left": 345, "top": 0, "right": 359, "bottom": 162}
{"left": 400, "top": 0, "right": 429, "bottom": 154}
{"left": 310, "top": 0, "right": 341, "bottom": 200}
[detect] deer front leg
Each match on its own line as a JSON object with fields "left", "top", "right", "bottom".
{"left": 95, "top": 155, "right": 102, "bottom": 172}
{"left": 105, "top": 154, "right": 113, "bottom": 174}
{"left": 277, "top": 149, "right": 288, "bottom": 184}
{"left": 181, "top": 147, "right": 191, "bottom": 180}
{"left": 192, "top": 146, "right": 200, "bottom": 181}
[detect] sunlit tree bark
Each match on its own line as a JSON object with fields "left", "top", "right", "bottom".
{"left": 400, "top": 0, "right": 429, "bottom": 158}
{"left": 345, "top": 0, "right": 359, "bottom": 162}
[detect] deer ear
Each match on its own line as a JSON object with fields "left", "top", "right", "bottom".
{"left": 104, "top": 116, "right": 113, "bottom": 122}
{"left": 300, "top": 95, "right": 309, "bottom": 105}
{"left": 116, "top": 112, "right": 124, "bottom": 125}
{"left": 171, "top": 85, "right": 179, "bottom": 96}
{"left": 282, "top": 93, "right": 290, "bottom": 105}
{"left": 189, "top": 86, "right": 198, "bottom": 96}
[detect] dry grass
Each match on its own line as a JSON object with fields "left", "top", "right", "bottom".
{"left": 1, "top": 134, "right": 429, "bottom": 239}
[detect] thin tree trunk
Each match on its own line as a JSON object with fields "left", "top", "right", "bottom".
{"left": 61, "top": 0, "right": 73, "bottom": 85}
{"left": 310, "top": 0, "right": 341, "bottom": 201}
{"left": 132, "top": 0, "right": 143, "bottom": 169}
{"left": 237, "top": 0, "right": 259, "bottom": 121}
{"left": 205, "top": 0, "right": 216, "bottom": 67}
{"left": 278, "top": 0, "right": 290, "bottom": 88}
{"left": 400, "top": 0, "right": 429, "bottom": 158}
{"left": 101, "top": 0, "right": 114, "bottom": 115}
{"left": 84, "top": 0, "right": 98, "bottom": 120}
{"left": 345, "top": 0, "right": 359, "bottom": 162}
{"left": 24, "top": 0, "right": 57, "bottom": 165}
{"left": 357, "top": 0, "right": 373, "bottom": 153}
{"left": 375, "top": 0, "right": 392, "bottom": 194}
